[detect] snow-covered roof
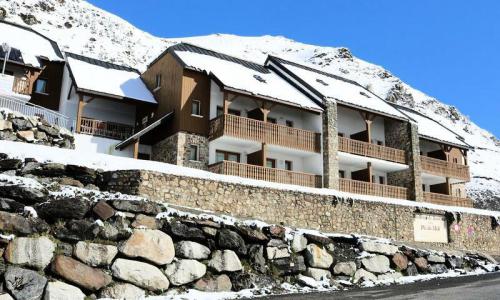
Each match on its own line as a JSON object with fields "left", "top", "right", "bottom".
{"left": 268, "top": 56, "right": 408, "bottom": 120}
{"left": 0, "top": 21, "right": 63, "bottom": 68}
{"left": 66, "top": 53, "right": 156, "bottom": 104}
{"left": 168, "top": 43, "right": 322, "bottom": 111}
{"left": 396, "top": 106, "right": 470, "bottom": 149}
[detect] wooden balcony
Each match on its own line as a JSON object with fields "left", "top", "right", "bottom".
{"left": 208, "top": 160, "right": 322, "bottom": 188}
{"left": 209, "top": 114, "right": 321, "bottom": 153}
{"left": 420, "top": 156, "right": 470, "bottom": 181}
{"left": 12, "top": 77, "right": 31, "bottom": 95}
{"left": 338, "top": 137, "right": 406, "bottom": 164}
{"left": 339, "top": 178, "right": 408, "bottom": 199}
{"left": 79, "top": 117, "right": 134, "bottom": 140}
{"left": 423, "top": 192, "right": 473, "bottom": 208}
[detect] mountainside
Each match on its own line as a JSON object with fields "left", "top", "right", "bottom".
{"left": 1, "top": 0, "right": 499, "bottom": 210}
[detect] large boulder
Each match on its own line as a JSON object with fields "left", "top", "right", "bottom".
{"left": 194, "top": 274, "right": 232, "bottom": 292}
{"left": 53, "top": 219, "right": 99, "bottom": 242}
{"left": 111, "top": 200, "right": 162, "bottom": 215}
{"left": 17, "top": 131, "right": 35, "bottom": 142}
{"left": 0, "top": 211, "right": 49, "bottom": 235}
{"left": 167, "top": 221, "right": 206, "bottom": 241}
{"left": 0, "top": 159, "right": 22, "bottom": 170}
{"left": 333, "top": 261, "right": 357, "bottom": 276}
{"left": 5, "top": 236, "right": 56, "bottom": 270}
{"left": 111, "top": 258, "right": 170, "bottom": 292}
{"left": 0, "top": 120, "right": 13, "bottom": 131}
{"left": 0, "top": 184, "right": 48, "bottom": 204}
{"left": 378, "top": 272, "right": 403, "bottom": 281}
{"left": 304, "top": 267, "right": 332, "bottom": 281}
{"left": 427, "top": 254, "right": 446, "bottom": 263}
{"left": 92, "top": 201, "right": 115, "bottom": 221}
{"left": 429, "top": 264, "right": 448, "bottom": 274}
{"left": 64, "top": 165, "right": 97, "bottom": 185}
{"left": 248, "top": 244, "right": 267, "bottom": 273}
{"left": 131, "top": 214, "right": 158, "bottom": 229}
{"left": 237, "top": 226, "right": 269, "bottom": 243}
{"left": 32, "top": 163, "right": 66, "bottom": 177}
{"left": 304, "top": 244, "right": 333, "bottom": 269}
{"left": 73, "top": 241, "right": 118, "bottom": 267}
{"left": 303, "top": 233, "right": 332, "bottom": 245}
{"left": 0, "top": 198, "right": 24, "bottom": 213}
{"left": 392, "top": 253, "right": 409, "bottom": 270}
{"left": 360, "top": 241, "right": 398, "bottom": 255}
{"left": 51, "top": 256, "right": 112, "bottom": 291}
{"left": 44, "top": 281, "right": 86, "bottom": 300}
{"left": 291, "top": 234, "right": 308, "bottom": 253}
{"left": 165, "top": 259, "right": 207, "bottom": 286}
{"left": 414, "top": 257, "right": 429, "bottom": 272}
{"left": 217, "top": 229, "right": 247, "bottom": 255}
{"left": 35, "top": 197, "right": 92, "bottom": 221}
{"left": 361, "top": 255, "right": 391, "bottom": 274}
{"left": 0, "top": 294, "right": 13, "bottom": 300}
{"left": 271, "top": 256, "right": 307, "bottom": 276}
{"left": 353, "top": 268, "right": 377, "bottom": 283}
{"left": 5, "top": 267, "right": 47, "bottom": 300}
{"left": 266, "top": 246, "right": 290, "bottom": 260}
{"left": 208, "top": 250, "right": 243, "bottom": 272}
{"left": 175, "top": 241, "right": 211, "bottom": 260}
{"left": 119, "top": 229, "right": 175, "bottom": 265}
{"left": 446, "top": 256, "right": 464, "bottom": 269}
{"left": 405, "top": 263, "right": 419, "bottom": 276}
{"left": 100, "top": 283, "right": 145, "bottom": 300}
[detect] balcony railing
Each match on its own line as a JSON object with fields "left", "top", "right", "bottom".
{"left": 209, "top": 114, "right": 321, "bottom": 153}
{"left": 209, "top": 160, "right": 322, "bottom": 188}
{"left": 420, "top": 156, "right": 470, "bottom": 181}
{"left": 338, "top": 137, "right": 406, "bottom": 164}
{"left": 12, "top": 77, "right": 31, "bottom": 95}
{"left": 423, "top": 192, "right": 473, "bottom": 208}
{"left": 79, "top": 117, "right": 134, "bottom": 140}
{"left": 339, "top": 178, "right": 408, "bottom": 199}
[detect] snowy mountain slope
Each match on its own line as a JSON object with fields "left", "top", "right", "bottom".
{"left": 1, "top": 0, "right": 499, "bottom": 210}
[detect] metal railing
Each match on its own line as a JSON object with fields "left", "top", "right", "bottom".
{"left": 209, "top": 114, "right": 321, "bottom": 153}
{"left": 209, "top": 160, "right": 323, "bottom": 188}
{"left": 0, "top": 95, "right": 74, "bottom": 130}
{"left": 339, "top": 178, "right": 408, "bottom": 199}
{"left": 420, "top": 156, "right": 470, "bottom": 181}
{"left": 79, "top": 117, "right": 134, "bottom": 140}
{"left": 338, "top": 136, "right": 406, "bottom": 164}
{"left": 423, "top": 192, "right": 473, "bottom": 207}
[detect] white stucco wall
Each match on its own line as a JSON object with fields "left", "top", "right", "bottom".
{"left": 74, "top": 134, "right": 151, "bottom": 158}
{"left": 338, "top": 162, "right": 387, "bottom": 184}
{"left": 337, "top": 105, "right": 386, "bottom": 145}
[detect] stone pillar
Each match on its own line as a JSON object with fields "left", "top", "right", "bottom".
{"left": 385, "top": 120, "right": 424, "bottom": 201}
{"left": 322, "top": 101, "right": 339, "bottom": 189}
{"left": 151, "top": 132, "right": 209, "bottom": 170}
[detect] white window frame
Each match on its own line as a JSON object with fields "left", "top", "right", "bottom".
{"left": 34, "top": 78, "right": 48, "bottom": 95}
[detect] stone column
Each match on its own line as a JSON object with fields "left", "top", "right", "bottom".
{"left": 385, "top": 120, "right": 424, "bottom": 201}
{"left": 322, "top": 101, "right": 339, "bottom": 189}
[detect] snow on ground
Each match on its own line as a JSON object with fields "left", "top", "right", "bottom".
{"left": 1, "top": 140, "right": 499, "bottom": 220}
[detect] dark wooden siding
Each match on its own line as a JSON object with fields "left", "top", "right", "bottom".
{"left": 29, "top": 61, "right": 64, "bottom": 111}
{"left": 179, "top": 70, "right": 211, "bottom": 136}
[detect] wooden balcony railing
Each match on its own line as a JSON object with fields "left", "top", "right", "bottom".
{"left": 12, "top": 77, "right": 31, "bottom": 95}
{"left": 423, "top": 192, "right": 473, "bottom": 208}
{"left": 338, "top": 137, "right": 406, "bottom": 164}
{"left": 79, "top": 117, "right": 134, "bottom": 140}
{"left": 339, "top": 178, "right": 408, "bottom": 199}
{"left": 420, "top": 156, "right": 470, "bottom": 181}
{"left": 209, "top": 114, "right": 321, "bottom": 153}
{"left": 209, "top": 160, "right": 322, "bottom": 188}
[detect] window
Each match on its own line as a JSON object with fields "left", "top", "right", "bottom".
{"left": 285, "top": 120, "right": 294, "bottom": 128}
{"left": 216, "top": 106, "right": 240, "bottom": 117}
{"left": 377, "top": 140, "right": 384, "bottom": 146}
{"left": 154, "top": 74, "right": 162, "bottom": 90}
{"left": 338, "top": 132, "right": 345, "bottom": 138}
{"left": 422, "top": 184, "right": 426, "bottom": 191}
{"left": 379, "top": 176, "right": 385, "bottom": 185}
{"left": 267, "top": 117, "right": 277, "bottom": 124}
{"left": 188, "top": 145, "right": 199, "bottom": 161}
{"left": 266, "top": 158, "right": 276, "bottom": 169}
{"left": 215, "top": 150, "right": 240, "bottom": 163}
{"left": 339, "top": 170, "right": 345, "bottom": 178}
{"left": 285, "top": 160, "right": 293, "bottom": 171}
{"left": 34, "top": 79, "right": 47, "bottom": 94}
{"left": 191, "top": 100, "right": 201, "bottom": 116}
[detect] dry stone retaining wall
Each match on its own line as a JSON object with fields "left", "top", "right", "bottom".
{"left": 104, "top": 170, "right": 500, "bottom": 256}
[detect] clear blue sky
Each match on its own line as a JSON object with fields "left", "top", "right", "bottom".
{"left": 89, "top": 0, "right": 500, "bottom": 137}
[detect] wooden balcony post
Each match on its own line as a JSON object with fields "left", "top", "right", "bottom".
{"left": 223, "top": 91, "right": 236, "bottom": 114}
{"left": 133, "top": 139, "right": 140, "bottom": 159}
{"left": 261, "top": 143, "right": 268, "bottom": 167}
{"left": 367, "top": 162, "right": 373, "bottom": 183}
{"left": 76, "top": 94, "right": 85, "bottom": 133}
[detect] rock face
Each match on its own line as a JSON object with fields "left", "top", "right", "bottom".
{"left": 392, "top": 253, "right": 409, "bottom": 270}
{"left": 208, "top": 250, "right": 243, "bottom": 272}
{"left": 51, "top": 255, "right": 112, "bottom": 291}
{"left": 217, "top": 229, "right": 247, "bottom": 255}
{"left": 111, "top": 258, "right": 170, "bottom": 292}
{"left": 304, "top": 244, "right": 333, "bottom": 269}
{"left": 5, "top": 267, "right": 47, "bottom": 300}
{"left": 5, "top": 236, "right": 55, "bottom": 270}
{"left": 165, "top": 259, "right": 207, "bottom": 286}
{"left": 360, "top": 241, "right": 399, "bottom": 255}
{"left": 119, "top": 229, "right": 175, "bottom": 265}
{"left": 291, "top": 234, "right": 307, "bottom": 252}
{"left": 194, "top": 274, "right": 232, "bottom": 292}
{"left": 100, "top": 283, "right": 145, "bottom": 300}
{"left": 175, "top": 241, "right": 211, "bottom": 260}
{"left": 44, "top": 281, "right": 86, "bottom": 300}
{"left": 35, "top": 197, "right": 91, "bottom": 221}
{"left": 361, "top": 255, "right": 391, "bottom": 274}
{"left": 333, "top": 261, "right": 357, "bottom": 276}
{"left": 353, "top": 268, "right": 377, "bottom": 283}
{"left": 73, "top": 241, "right": 118, "bottom": 267}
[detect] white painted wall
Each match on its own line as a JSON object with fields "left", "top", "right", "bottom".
{"left": 0, "top": 74, "right": 14, "bottom": 93}
{"left": 337, "top": 106, "right": 385, "bottom": 145}
{"left": 75, "top": 134, "right": 151, "bottom": 158}
{"left": 338, "top": 162, "right": 387, "bottom": 184}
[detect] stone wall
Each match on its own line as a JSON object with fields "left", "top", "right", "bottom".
{"left": 104, "top": 170, "right": 500, "bottom": 256}
{"left": 151, "top": 132, "right": 209, "bottom": 170}
{"left": 0, "top": 155, "right": 497, "bottom": 299}
{"left": 322, "top": 101, "right": 339, "bottom": 189}
{"left": 0, "top": 109, "right": 74, "bottom": 149}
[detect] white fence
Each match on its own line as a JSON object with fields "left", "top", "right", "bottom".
{"left": 0, "top": 95, "right": 74, "bottom": 130}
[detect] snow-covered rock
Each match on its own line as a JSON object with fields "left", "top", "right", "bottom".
{"left": 333, "top": 261, "right": 357, "bottom": 276}
{"left": 100, "top": 283, "right": 145, "bottom": 300}
{"left": 304, "top": 244, "right": 333, "bottom": 269}
{"left": 360, "top": 241, "right": 399, "bottom": 256}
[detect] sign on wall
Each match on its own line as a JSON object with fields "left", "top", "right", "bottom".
{"left": 413, "top": 214, "right": 448, "bottom": 243}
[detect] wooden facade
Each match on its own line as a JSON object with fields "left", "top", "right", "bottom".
{"left": 420, "top": 155, "right": 470, "bottom": 181}
{"left": 29, "top": 61, "right": 65, "bottom": 111}
{"left": 79, "top": 117, "right": 134, "bottom": 140}
{"left": 423, "top": 192, "right": 473, "bottom": 207}
{"left": 339, "top": 178, "right": 408, "bottom": 200}
{"left": 338, "top": 136, "right": 406, "bottom": 164}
